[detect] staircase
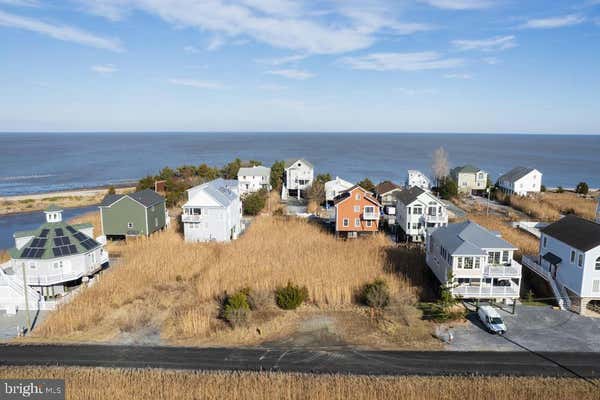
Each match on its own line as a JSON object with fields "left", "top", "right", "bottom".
{"left": 0, "top": 263, "right": 47, "bottom": 315}
{"left": 522, "top": 256, "right": 570, "bottom": 311}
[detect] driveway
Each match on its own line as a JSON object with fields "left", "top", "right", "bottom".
{"left": 441, "top": 200, "right": 466, "bottom": 219}
{"left": 447, "top": 305, "right": 600, "bottom": 352}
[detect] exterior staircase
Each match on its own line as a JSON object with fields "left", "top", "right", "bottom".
{"left": 0, "top": 262, "right": 48, "bottom": 315}
{"left": 522, "top": 256, "right": 571, "bottom": 310}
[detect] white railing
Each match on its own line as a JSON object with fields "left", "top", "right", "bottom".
{"left": 182, "top": 214, "right": 202, "bottom": 223}
{"left": 453, "top": 284, "right": 519, "bottom": 298}
{"left": 363, "top": 212, "right": 379, "bottom": 220}
{"left": 522, "top": 256, "right": 569, "bottom": 310}
{"left": 423, "top": 214, "right": 446, "bottom": 223}
{"left": 484, "top": 259, "right": 522, "bottom": 277}
{"left": 0, "top": 267, "right": 47, "bottom": 313}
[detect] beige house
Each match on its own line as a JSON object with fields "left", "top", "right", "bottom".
{"left": 450, "top": 165, "right": 488, "bottom": 195}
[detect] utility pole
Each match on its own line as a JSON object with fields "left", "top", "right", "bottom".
{"left": 486, "top": 187, "right": 491, "bottom": 216}
{"left": 21, "top": 263, "right": 31, "bottom": 335}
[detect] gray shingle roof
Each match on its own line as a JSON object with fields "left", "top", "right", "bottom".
{"left": 284, "top": 158, "right": 313, "bottom": 169}
{"left": 238, "top": 165, "right": 271, "bottom": 177}
{"left": 451, "top": 165, "right": 481, "bottom": 175}
{"left": 186, "top": 178, "right": 238, "bottom": 207}
{"left": 393, "top": 186, "right": 425, "bottom": 205}
{"left": 541, "top": 215, "right": 600, "bottom": 252}
{"left": 430, "top": 221, "right": 517, "bottom": 256}
{"left": 100, "top": 189, "right": 164, "bottom": 208}
{"left": 498, "top": 166, "right": 536, "bottom": 183}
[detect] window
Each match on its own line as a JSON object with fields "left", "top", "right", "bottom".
{"left": 355, "top": 193, "right": 361, "bottom": 200}
{"left": 413, "top": 207, "right": 422, "bottom": 215}
{"left": 578, "top": 254, "right": 583, "bottom": 268}
{"left": 596, "top": 257, "right": 600, "bottom": 271}
{"left": 364, "top": 206, "right": 375, "bottom": 214}
{"left": 464, "top": 257, "right": 474, "bottom": 269}
{"left": 543, "top": 236, "right": 547, "bottom": 247}
{"left": 366, "top": 220, "right": 373, "bottom": 227}
{"left": 502, "top": 251, "right": 509, "bottom": 264}
{"left": 155, "top": 217, "right": 158, "bottom": 227}
{"left": 127, "top": 222, "right": 133, "bottom": 229}
{"left": 488, "top": 251, "right": 501, "bottom": 265}
{"left": 457, "top": 257, "right": 463, "bottom": 268}
{"left": 475, "top": 258, "right": 481, "bottom": 269}
{"left": 355, "top": 218, "right": 361, "bottom": 227}
{"left": 428, "top": 207, "right": 436, "bottom": 216}
{"left": 353, "top": 205, "right": 360, "bottom": 212}
{"left": 343, "top": 218, "right": 349, "bottom": 227}
{"left": 407, "top": 207, "right": 411, "bottom": 215}
{"left": 570, "top": 251, "right": 576, "bottom": 264}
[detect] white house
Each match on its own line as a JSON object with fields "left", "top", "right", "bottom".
{"left": 282, "top": 158, "right": 314, "bottom": 200}
{"left": 237, "top": 165, "right": 271, "bottom": 196}
{"left": 395, "top": 187, "right": 448, "bottom": 242}
{"left": 182, "top": 178, "right": 243, "bottom": 243}
{"left": 1, "top": 206, "right": 109, "bottom": 314}
{"left": 426, "top": 221, "right": 522, "bottom": 304}
{"left": 325, "top": 176, "right": 354, "bottom": 204}
{"left": 374, "top": 181, "right": 402, "bottom": 225}
{"left": 497, "top": 167, "right": 542, "bottom": 196}
{"left": 406, "top": 170, "right": 431, "bottom": 191}
{"left": 450, "top": 165, "right": 488, "bottom": 195}
{"left": 522, "top": 215, "right": 600, "bottom": 316}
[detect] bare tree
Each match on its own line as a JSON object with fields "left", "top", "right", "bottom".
{"left": 432, "top": 147, "right": 449, "bottom": 187}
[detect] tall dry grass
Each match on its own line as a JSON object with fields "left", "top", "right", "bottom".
{"left": 495, "top": 191, "right": 598, "bottom": 222}
{"left": 0, "top": 367, "right": 596, "bottom": 400}
{"left": 467, "top": 214, "right": 539, "bottom": 257}
{"left": 31, "top": 215, "right": 432, "bottom": 345}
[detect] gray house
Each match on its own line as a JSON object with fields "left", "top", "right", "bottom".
{"left": 99, "top": 189, "right": 167, "bottom": 240}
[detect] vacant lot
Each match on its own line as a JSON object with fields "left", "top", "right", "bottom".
{"left": 495, "top": 191, "right": 598, "bottom": 222}
{"left": 0, "top": 367, "right": 596, "bottom": 400}
{"left": 27, "top": 214, "right": 439, "bottom": 349}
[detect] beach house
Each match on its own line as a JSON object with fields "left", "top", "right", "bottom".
{"left": 282, "top": 158, "right": 314, "bottom": 200}
{"left": 406, "top": 170, "right": 431, "bottom": 191}
{"left": 497, "top": 167, "right": 542, "bottom": 196}
{"left": 334, "top": 186, "right": 381, "bottom": 239}
{"left": 325, "top": 176, "right": 354, "bottom": 205}
{"left": 450, "top": 165, "right": 488, "bottom": 195}
{"left": 237, "top": 165, "right": 271, "bottom": 196}
{"left": 1, "top": 206, "right": 109, "bottom": 313}
{"left": 374, "top": 181, "right": 402, "bottom": 225}
{"left": 394, "top": 187, "right": 447, "bottom": 242}
{"left": 181, "top": 178, "right": 243, "bottom": 242}
{"left": 426, "top": 221, "right": 522, "bottom": 304}
{"left": 99, "top": 189, "right": 167, "bottom": 240}
{"left": 522, "top": 215, "right": 600, "bottom": 315}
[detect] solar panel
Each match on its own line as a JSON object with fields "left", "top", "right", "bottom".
{"left": 54, "top": 228, "right": 64, "bottom": 237}
{"left": 69, "top": 244, "right": 77, "bottom": 254}
{"left": 21, "top": 248, "right": 31, "bottom": 258}
{"left": 40, "top": 229, "right": 49, "bottom": 238}
{"left": 66, "top": 226, "right": 77, "bottom": 233}
{"left": 52, "top": 248, "right": 61, "bottom": 257}
{"left": 53, "top": 237, "right": 71, "bottom": 246}
{"left": 74, "top": 232, "right": 87, "bottom": 241}
{"left": 31, "top": 238, "right": 47, "bottom": 247}
{"left": 32, "top": 248, "right": 45, "bottom": 258}
{"left": 80, "top": 239, "right": 98, "bottom": 250}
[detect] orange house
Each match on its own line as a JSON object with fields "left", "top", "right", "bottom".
{"left": 334, "top": 186, "right": 382, "bottom": 238}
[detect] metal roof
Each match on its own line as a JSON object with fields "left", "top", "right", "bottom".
{"left": 541, "top": 215, "right": 600, "bottom": 252}
{"left": 430, "top": 221, "right": 517, "bottom": 256}
{"left": 498, "top": 166, "right": 536, "bottom": 183}
{"left": 392, "top": 186, "right": 425, "bottom": 205}
{"left": 100, "top": 189, "right": 165, "bottom": 208}
{"left": 237, "top": 165, "right": 271, "bottom": 177}
{"left": 284, "top": 158, "right": 313, "bottom": 169}
{"left": 451, "top": 165, "right": 482, "bottom": 175}
{"left": 185, "top": 178, "right": 239, "bottom": 208}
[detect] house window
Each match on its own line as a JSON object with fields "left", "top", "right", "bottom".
{"left": 407, "top": 207, "right": 411, "bottom": 215}
{"left": 364, "top": 206, "right": 374, "bottom": 214}
{"left": 428, "top": 207, "right": 436, "bottom": 216}
{"left": 457, "top": 257, "right": 463, "bottom": 268}
{"left": 127, "top": 222, "right": 133, "bottom": 229}
{"left": 355, "top": 193, "right": 361, "bottom": 200}
{"left": 543, "top": 237, "right": 547, "bottom": 247}
{"left": 488, "top": 251, "right": 501, "bottom": 265}
{"left": 570, "top": 251, "right": 575, "bottom": 263}
{"left": 596, "top": 257, "right": 600, "bottom": 271}
{"left": 578, "top": 254, "right": 583, "bottom": 268}
{"left": 413, "top": 207, "right": 422, "bottom": 215}
{"left": 366, "top": 220, "right": 373, "bottom": 227}
{"left": 474, "top": 258, "right": 481, "bottom": 269}
{"left": 343, "top": 218, "right": 349, "bottom": 227}
{"left": 464, "top": 257, "right": 474, "bottom": 269}
{"left": 354, "top": 205, "right": 360, "bottom": 212}
{"left": 355, "top": 218, "right": 360, "bottom": 227}
{"left": 155, "top": 217, "right": 158, "bottom": 227}
{"left": 502, "top": 251, "right": 509, "bottom": 264}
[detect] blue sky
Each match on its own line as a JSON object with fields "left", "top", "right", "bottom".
{"left": 0, "top": 0, "right": 599, "bottom": 133}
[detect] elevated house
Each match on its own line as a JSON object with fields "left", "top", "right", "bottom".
{"left": 334, "top": 186, "right": 381, "bottom": 239}
{"left": 237, "top": 165, "right": 271, "bottom": 196}
{"left": 426, "top": 221, "right": 522, "bottom": 304}
{"left": 497, "top": 167, "right": 542, "bottom": 196}
{"left": 374, "top": 181, "right": 402, "bottom": 225}
{"left": 450, "top": 165, "right": 488, "bottom": 195}
{"left": 324, "top": 176, "right": 353, "bottom": 205}
{"left": 99, "top": 189, "right": 167, "bottom": 240}
{"left": 522, "top": 215, "right": 600, "bottom": 315}
{"left": 181, "top": 178, "right": 243, "bottom": 243}
{"left": 394, "top": 187, "right": 448, "bottom": 242}
{"left": 282, "top": 158, "right": 314, "bottom": 200}
{"left": 406, "top": 170, "right": 431, "bottom": 191}
{"left": 1, "top": 206, "right": 109, "bottom": 314}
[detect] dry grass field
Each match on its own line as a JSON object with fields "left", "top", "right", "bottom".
{"left": 495, "top": 191, "right": 598, "bottom": 222}
{"left": 0, "top": 367, "right": 596, "bottom": 400}
{"left": 26, "top": 213, "right": 438, "bottom": 348}
{"left": 467, "top": 214, "right": 539, "bottom": 257}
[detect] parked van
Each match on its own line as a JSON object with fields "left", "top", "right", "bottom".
{"left": 477, "top": 305, "right": 507, "bottom": 334}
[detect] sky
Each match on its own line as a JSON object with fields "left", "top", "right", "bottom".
{"left": 0, "top": 0, "right": 599, "bottom": 133}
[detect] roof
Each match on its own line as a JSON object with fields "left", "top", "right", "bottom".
{"left": 540, "top": 215, "right": 600, "bottom": 252}
{"left": 237, "top": 165, "right": 271, "bottom": 177}
{"left": 284, "top": 158, "right": 313, "bottom": 169}
{"left": 430, "top": 221, "right": 517, "bottom": 256}
{"left": 374, "top": 181, "right": 401, "bottom": 195}
{"left": 44, "top": 204, "right": 63, "bottom": 212}
{"left": 100, "top": 189, "right": 164, "bottom": 208}
{"left": 393, "top": 186, "right": 425, "bottom": 205}
{"left": 325, "top": 177, "right": 353, "bottom": 190}
{"left": 542, "top": 252, "right": 562, "bottom": 265}
{"left": 333, "top": 185, "right": 381, "bottom": 207}
{"left": 498, "top": 166, "right": 536, "bottom": 183}
{"left": 9, "top": 219, "right": 100, "bottom": 260}
{"left": 185, "top": 178, "right": 239, "bottom": 208}
{"left": 452, "top": 165, "right": 482, "bottom": 175}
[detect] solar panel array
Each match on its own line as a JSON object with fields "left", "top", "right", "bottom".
{"left": 54, "top": 228, "right": 64, "bottom": 237}
{"left": 39, "top": 229, "right": 50, "bottom": 238}
{"left": 30, "top": 238, "right": 47, "bottom": 248}
{"left": 52, "top": 245, "right": 78, "bottom": 257}
{"left": 66, "top": 225, "right": 77, "bottom": 234}
{"left": 80, "top": 238, "right": 99, "bottom": 250}
{"left": 21, "top": 247, "right": 45, "bottom": 258}
{"left": 53, "top": 236, "right": 71, "bottom": 246}
{"left": 73, "top": 232, "right": 87, "bottom": 241}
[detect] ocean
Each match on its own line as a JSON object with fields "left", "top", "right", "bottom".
{"left": 1, "top": 132, "right": 599, "bottom": 196}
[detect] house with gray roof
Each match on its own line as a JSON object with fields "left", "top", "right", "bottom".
{"left": 237, "top": 165, "right": 271, "bottom": 196}
{"left": 497, "top": 166, "right": 542, "bottom": 196}
{"left": 99, "top": 189, "right": 167, "bottom": 239}
{"left": 450, "top": 165, "right": 488, "bottom": 195}
{"left": 1, "top": 206, "right": 109, "bottom": 313}
{"left": 282, "top": 158, "right": 314, "bottom": 200}
{"left": 394, "top": 187, "right": 448, "bottom": 242}
{"left": 182, "top": 178, "right": 243, "bottom": 242}
{"left": 426, "top": 220, "right": 522, "bottom": 303}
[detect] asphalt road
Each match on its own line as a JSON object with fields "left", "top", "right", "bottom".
{"left": 1, "top": 344, "right": 600, "bottom": 378}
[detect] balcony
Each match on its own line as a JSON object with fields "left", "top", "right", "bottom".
{"left": 362, "top": 212, "right": 379, "bottom": 220}
{"left": 453, "top": 284, "right": 519, "bottom": 299}
{"left": 423, "top": 214, "right": 446, "bottom": 223}
{"left": 182, "top": 214, "right": 202, "bottom": 223}
{"left": 483, "top": 259, "right": 522, "bottom": 278}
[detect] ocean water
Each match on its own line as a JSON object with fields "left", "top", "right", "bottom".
{"left": 0, "top": 132, "right": 599, "bottom": 196}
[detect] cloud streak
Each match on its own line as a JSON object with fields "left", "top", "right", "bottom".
{"left": 452, "top": 35, "right": 516, "bottom": 52}
{"left": 0, "top": 9, "right": 124, "bottom": 52}
{"left": 266, "top": 69, "right": 314, "bottom": 80}
{"left": 91, "top": 64, "right": 118, "bottom": 74}
{"left": 169, "top": 78, "right": 225, "bottom": 89}
{"left": 420, "top": 0, "right": 494, "bottom": 10}
{"left": 342, "top": 52, "right": 463, "bottom": 71}
{"left": 521, "top": 14, "right": 585, "bottom": 29}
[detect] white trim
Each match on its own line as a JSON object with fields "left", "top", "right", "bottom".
{"left": 99, "top": 207, "right": 105, "bottom": 236}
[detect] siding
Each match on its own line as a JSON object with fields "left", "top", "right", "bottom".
{"left": 101, "top": 197, "right": 149, "bottom": 236}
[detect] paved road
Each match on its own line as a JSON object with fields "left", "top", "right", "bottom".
{"left": 1, "top": 344, "right": 600, "bottom": 378}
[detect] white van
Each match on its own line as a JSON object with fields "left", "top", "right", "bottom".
{"left": 477, "top": 305, "right": 507, "bottom": 334}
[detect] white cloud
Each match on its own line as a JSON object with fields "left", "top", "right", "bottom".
{"left": 482, "top": 57, "right": 499, "bottom": 65}
{"left": 521, "top": 14, "right": 585, "bottom": 29}
{"left": 342, "top": 52, "right": 463, "bottom": 71}
{"left": 74, "top": 0, "right": 431, "bottom": 55}
{"left": 0, "top": 0, "right": 39, "bottom": 7}
{"left": 206, "top": 35, "right": 225, "bottom": 51}
{"left": 255, "top": 54, "right": 308, "bottom": 66}
{"left": 91, "top": 64, "right": 118, "bottom": 74}
{"left": 444, "top": 73, "right": 472, "bottom": 79}
{"left": 0, "top": 9, "right": 124, "bottom": 52}
{"left": 169, "top": 78, "right": 225, "bottom": 90}
{"left": 183, "top": 45, "right": 200, "bottom": 54}
{"left": 452, "top": 35, "right": 516, "bottom": 52}
{"left": 266, "top": 69, "right": 314, "bottom": 80}
{"left": 420, "top": 0, "right": 494, "bottom": 10}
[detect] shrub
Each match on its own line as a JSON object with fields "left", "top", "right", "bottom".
{"left": 223, "top": 290, "right": 251, "bottom": 327}
{"left": 243, "top": 190, "right": 267, "bottom": 216}
{"left": 540, "top": 185, "right": 547, "bottom": 192}
{"left": 575, "top": 182, "right": 589, "bottom": 195}
{"left": 107, "top": 186, "right": 116, "bottom": 195}
{"left": 361, "top": 279, "right": 390, "bottom": 309}
{"left": 438, "top": 178, "right": 458, "bottom": 200}
{"left": 556, "top": 186, "right": 564, "bottom": 193}
{"left": 275, "top": 282, "right": 308, "bottom": 310}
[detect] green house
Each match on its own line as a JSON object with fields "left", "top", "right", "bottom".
{"left": 99, "top": 189, "right": 167, "bottom": 240}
